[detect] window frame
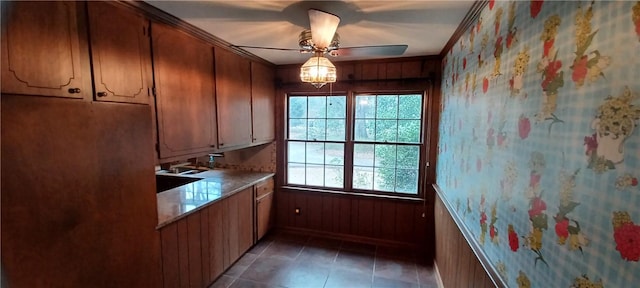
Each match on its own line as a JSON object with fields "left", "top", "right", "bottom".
{"left": 283, "top": 89, "right": 428, "bottom": 199}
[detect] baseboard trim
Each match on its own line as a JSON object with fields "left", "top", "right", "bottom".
{"left": 276, "top": 226, "right": 427, "bottom": 253}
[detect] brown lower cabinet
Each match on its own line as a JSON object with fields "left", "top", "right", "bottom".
{"left": 159, "top": 187, "right": 254, "bottom": 288}
{"left": 255, "top": 178, "right": 275, "bottom": 241}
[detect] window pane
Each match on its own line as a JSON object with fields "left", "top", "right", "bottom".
{"left": 289, "top": 119, "right": 307, "bottom": 140}
{"left": 306, "top": 164, "right": 324, "bottom": 186}
{"left": 306, "top": 142, "right": 324, "bottom": 164}
{"left": 288, "top": 142, "right": 306, "bottom": 163}
{"left": 327, "top": 96, "right": 346, "bottom": 118}
{"left": 354, "top": 119, "right": 375, "bottom": 141}
{"left": 288, "top": 163, "right": 305, "bottom": 185}
{"left": 375, "top": 144, "right": 396, "bottom": 168}
{"left": 355, "top": 96, "right": 376, "bottom": 118}
{"left": 396, "top": 169, "right": 418, "bottom": 194}
{"left": 325, "top": 143, "right": 344, "bottom": 165}
{"left": 376, "top": 95, "right": 398, "bottom": 119}
{"left": 353, "top": 166, "right": 374, "bottom": 190}
{"left": 398, "top": 94, "right": 422, "bottom": 119}
{"left": 397, "top": 120, "right": 421, "bottom": 143}
{"left": 375, "top": 120, "right": 397, "bottom": 142}
{"left": 308, "top": 96, "right": 327, "bottom": 118}
{"left": 289, "top": 96, "right": 307, "bottom": 118}
{"left": 396, "top": 146, "right": 419, "bottom": 168}
{"left": 307, "top": 119, "right": 326, "bottom": 141}
{"left": 354, "top": 144, "right": 374, "bottom": 166}
{"left": 374, "top": 168, "right": 395, "bottom": 192}
{"left": 326, "top": 119, "right": 345, "bottom": 141}
{"left": 325, "top": 165, "right": 344, "bottom": 188}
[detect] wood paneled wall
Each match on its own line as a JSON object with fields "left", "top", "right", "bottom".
{"left": 434, "top": 191, "right": 497, "bottom": 288}
{"left": 275, "top": 56, "right": 441, "bottom": 89}
{"left": 276, "top": 189, "right": 432, "bottom": 256}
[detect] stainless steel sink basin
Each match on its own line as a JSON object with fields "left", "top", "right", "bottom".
{"left": 161, "top": 166, "right": 209, "bottom": 175}
{"left": 155, "top": 174, "right": 203, "bottom": 193}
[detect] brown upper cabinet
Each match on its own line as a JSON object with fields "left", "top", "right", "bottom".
{"left": 152, "top": 22, "right": 217, "bottom": 160}
{"left": 215, "top": 48, "right": 253, "bottom": 150}
{"left": 1, "top": 1, "right": 92, "bottom": 99}
{"left": 251, "top": 62, "right": 276, "bottom": 143}
{"left": 87, "top": 2, "right": 153, "bottom": 104}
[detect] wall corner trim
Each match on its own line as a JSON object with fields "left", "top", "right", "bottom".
{"left": 433, "top": 183, "right": 508, "bottom": 288}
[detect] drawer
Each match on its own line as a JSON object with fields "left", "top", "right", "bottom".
{"left": 255, "top": 177, "right": 274, "bottom": 198}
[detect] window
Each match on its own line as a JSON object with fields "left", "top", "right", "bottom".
{"left": 287, "top": 95, "right": 346, "bottom": 188}
{"left": 286, "top": 92, "right": 425, "bottom": 196}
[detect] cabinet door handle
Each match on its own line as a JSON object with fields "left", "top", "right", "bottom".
{"left": 219, "top": 143, "right": 224, "bottom": 146}
{"left": 252, "top": 138, "right": 257, "bottom": 141}
{"left": 97, "top": 92, "right": 108, "bottom": 97}
{"left": 68, "top": 88, "right": 81, "bottom": 94}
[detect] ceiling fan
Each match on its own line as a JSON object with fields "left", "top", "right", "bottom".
{"left": 232, "top": 9, "right": 408, "bottom": 59}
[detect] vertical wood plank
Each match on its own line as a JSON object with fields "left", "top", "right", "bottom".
{"left": 187, "top": 213, "right": 203, "bottom": 288}
{"left": 350, "top": 198, "right": 359, "bottom": 236}
{"left": 293, "top": 193, "right": 308, "bottom": 228}
{"left": 200, "top": 207, "right": 211, "bottom": 285}
{"left": 386, "top": 62, "right": 402, "bottom": 79}
{"left": 331, "top": 196, "right": 342, "bottom": 233}
{"left": 361, "top": 63, "right": 378, "bottom": 80}
{"left": 401, "top": 61, "right": 422, "bottom": 78}
{"left": 160, "top": 224, "right": 179, "bottom": 288}
{"left": 338, "top": 62, "right": 355, "bottom": 81}
{"left": 307, "top": 194, "right": 323, "bottom": 230}
{"left": 321, "top": 195, "right": 334, "bottom": 232}
{"left": 177, "top": 220, "right": 189, "bottom": 288}
{"left": 338, "top": 198, "right": 351, "bottom": 234}
{"left": 357, "top": 198, "right": 374, "bottom": 237}
{"left": 226, "top": 194, "right": 239, "bottom": 267}
{"left": 395, "top": 202, "right": 414, "bottom": 242}
{"left": 379, "top": 201, "right": 396, "bottom": 240}
{"left": 276, "top": 191, "right": 289, "bottom": 228}
{"left": 208, "top": 201, "right": 224, "bottom": 280}
{"left": 372, "top": 201, "right": 383, "bottom": 238}
{"left": 237, "top": 188, "right": 254, "bottom": 254}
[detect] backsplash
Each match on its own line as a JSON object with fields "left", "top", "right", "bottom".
{"left": 437, "top": 1, "right": 639, "bottom": 287}
{"left": 213, "top": 142, "right": 276, "bottom": 173}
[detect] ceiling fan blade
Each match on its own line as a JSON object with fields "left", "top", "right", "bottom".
{"left": 332, "top": 45, "right": 408, "bottom": 57}
{"left": 308, "top": 9, "right": 340, "bottom": 49}
{"left": 232, "top": 45, "right": 301, "bottom": 52}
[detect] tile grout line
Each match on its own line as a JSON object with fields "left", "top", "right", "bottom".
{"left": 372, "top": 244, "right": 378, "bottom": 286}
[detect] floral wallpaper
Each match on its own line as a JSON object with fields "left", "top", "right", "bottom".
{"left": 437, "top": 1, "right": 640, "bottom": 287}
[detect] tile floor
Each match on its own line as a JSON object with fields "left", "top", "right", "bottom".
{"left": 210, "top": 231, "right": 439, "bottom": 288}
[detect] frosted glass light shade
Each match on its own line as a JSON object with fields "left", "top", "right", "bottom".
{"left": 300, "top": 55, "right": 336, "bottom": 88}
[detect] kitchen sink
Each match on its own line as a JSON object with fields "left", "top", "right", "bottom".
{"left": 156, "top": 174, "right": 203, "bottom": 193}
{"left": 163, "top": 166, "right": 209, "bottom": 174}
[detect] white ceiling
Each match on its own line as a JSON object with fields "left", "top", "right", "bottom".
{"left": 145, "top": 1, "right": 475, "bottom": 65}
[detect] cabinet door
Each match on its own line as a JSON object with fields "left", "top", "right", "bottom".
{"left": 87, "top": 2, "right": 152, "bottom": 104}
{"left": 152, "top": 23, "right": 217, "bottom": 159}
{"left": 223, "top": 187, "right": 253, "bottom": 268}
{"left": 206, "top": 201, "right": 225, "bottom": 283}
{"left": 251, "top": 62, "right": 275, "bottom": 143}
{"left": 215, "top": 48, "right": 252, "bottom": 149}
{"left": 1, "top": 1, "right": 91, "bottom": 99}
{"left": 237, "top": 187, "right": 254, "bottom": 253}
{"left": 256, "top": 192, "right": 273, "bottom": 241}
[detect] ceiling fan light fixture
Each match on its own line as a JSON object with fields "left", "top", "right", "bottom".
{"left": 300, "top": 53, "right": 337, "bottom": 88}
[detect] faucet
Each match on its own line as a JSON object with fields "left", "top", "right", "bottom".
{"left": 208, "top": 153, "right": 224, "bottom": 169}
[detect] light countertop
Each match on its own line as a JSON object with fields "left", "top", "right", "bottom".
{"left": 156, "top": 169, "right": 274, "bottom": 228}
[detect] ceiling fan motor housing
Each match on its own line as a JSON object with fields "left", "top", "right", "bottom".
{"left": 298, "top": 29, "right": 340, "bottom": 53}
